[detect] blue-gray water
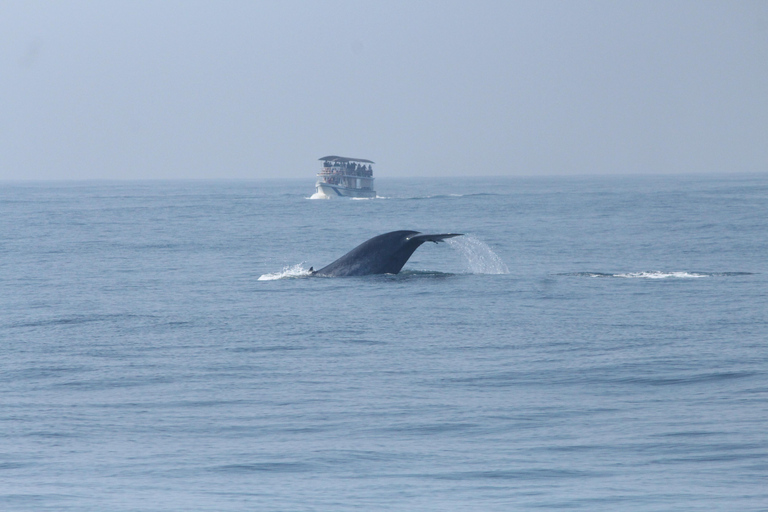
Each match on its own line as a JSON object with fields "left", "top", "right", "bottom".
{"left": 2, "top": 175, "right": 767, "bottom": 511}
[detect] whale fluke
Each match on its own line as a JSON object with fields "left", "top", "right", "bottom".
{"left": 407, "top": 233, "right": 462, "bottom": 244}
{"left": 312, "top": 230, "right": 463, "bottom": 277}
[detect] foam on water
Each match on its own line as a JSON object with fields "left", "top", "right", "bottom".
{"left": 616, "top": 271, "right": 707, "bottom": 279}
{"left": 258, "top": 263, "right": 313, "bottom": 280}
{"left": 446, "top": 235, "right": 510, "bottom": 274}
{"left": 562, "top": 271, "right": 753, "bottom": 279}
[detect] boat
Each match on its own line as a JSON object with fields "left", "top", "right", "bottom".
{"left": 314, "top": 156, "right": 376, "bottom": 198}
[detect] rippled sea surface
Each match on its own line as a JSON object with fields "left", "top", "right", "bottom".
{"left": 2, "top": 175, "right": 767, "bottom": 511}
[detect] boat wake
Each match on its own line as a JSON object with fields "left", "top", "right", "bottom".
{"left": 446, "top": 235, "right": 509, "bottom": 275}
{"left": 306, "top": 194, "right": 388, "bottom": 200}
{"left": 322, "top": 193, "right": 499, "bottom": 201}
{"left": 560, "top": 271, "right": 754, "bottom": 279}
{"left": 258, "top": 264, "right": 313, "bottom": 281}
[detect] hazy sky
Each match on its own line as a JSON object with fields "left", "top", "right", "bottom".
{"left": 1, "top": 1, "right": 766, "bottom": 180}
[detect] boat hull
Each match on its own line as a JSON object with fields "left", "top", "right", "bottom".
{"left": 315, "top": 182, "right": 376, "bottom": 198}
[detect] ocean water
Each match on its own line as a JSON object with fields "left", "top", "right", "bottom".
{"left": 1, "top": 174, "right": 767, "bottom": 511}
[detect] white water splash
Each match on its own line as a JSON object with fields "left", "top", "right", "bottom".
{"left": 258, "top": 263, "right": 313, "bottom": 281}
{"left": 446, "top": 235, "right": 509, "bottom": 275}
{"left": 309, "top": 191, "right": 330, "bottom": 200}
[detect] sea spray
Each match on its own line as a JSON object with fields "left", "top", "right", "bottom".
{"left": 258, "top": 263, "right": 313, "bottom": 281}
{"left": 446, "top": 235, "right": 509, "bottom": 274}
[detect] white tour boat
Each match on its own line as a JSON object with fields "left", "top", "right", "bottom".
{"left": 314, "top": 156, "right": 376, "bottom": 198}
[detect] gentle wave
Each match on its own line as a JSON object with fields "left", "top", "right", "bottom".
{"left": 403, "top": 192, "right": 501, "bottom": 201}
{"left": 211, "top": 462, "right": 312, "bottom": 473}
{"left": 613, "top": 370, "right": 757, "bottom": 387}
{"left": 4, "top": 313, "right": 149, "bottom": 330}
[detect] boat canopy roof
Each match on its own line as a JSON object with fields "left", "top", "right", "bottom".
{"left": 319, "top": 155, "right": 375, "bottom": 164}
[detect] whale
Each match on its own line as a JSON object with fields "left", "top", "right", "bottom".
{"left": 310, "top": 230, "right": 463, "bottom": 277}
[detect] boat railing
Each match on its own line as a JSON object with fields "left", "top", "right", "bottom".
{"left": 318, "top": 169, "right": 373, "bottom": 177}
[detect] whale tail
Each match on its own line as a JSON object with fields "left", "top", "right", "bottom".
{"left": 312, "top": 230, "right": 464, "bottom": 277}
{"left": 407, "top": 233, "right": 463, "bottom": 244}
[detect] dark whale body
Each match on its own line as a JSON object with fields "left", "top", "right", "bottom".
{"left": 312, "top": 230, "right": 462, "bottom": 277}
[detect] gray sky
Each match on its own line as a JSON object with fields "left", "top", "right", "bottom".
{"left": 1, "top": 0, "right": 766, "bottom": 180}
